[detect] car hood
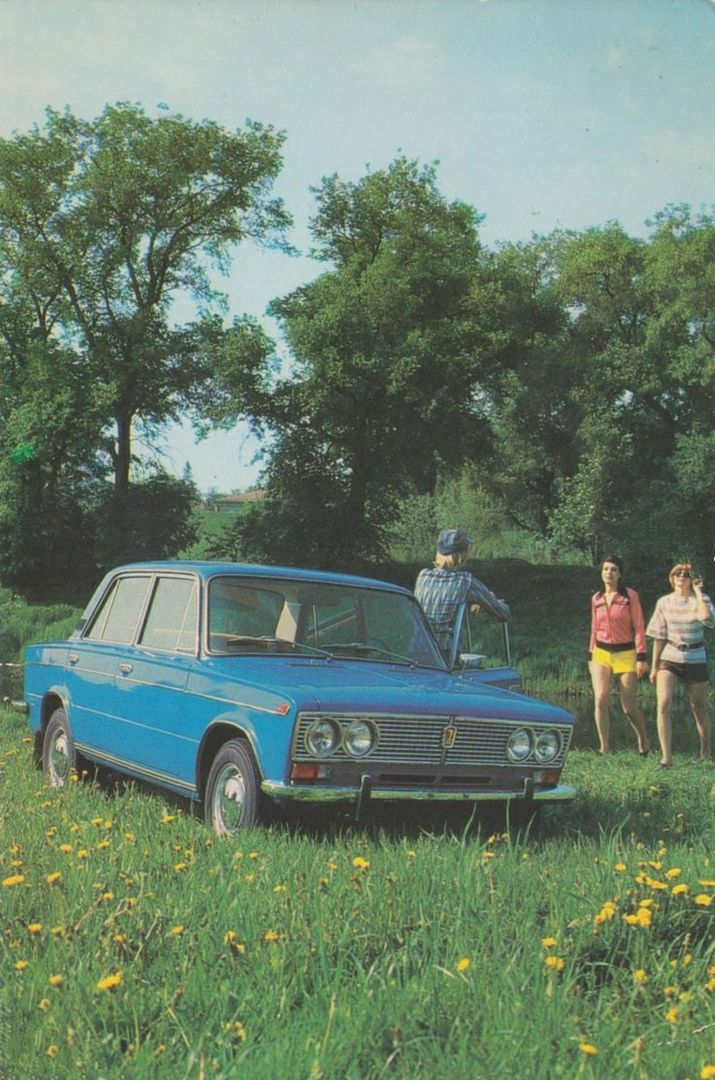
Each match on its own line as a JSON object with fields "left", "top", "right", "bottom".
{"left": 208, "top": 656, "right": 574, "bottom": 725}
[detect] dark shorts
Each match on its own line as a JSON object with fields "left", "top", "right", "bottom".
{"left": 658, "top": 660, "right": 709, "bottom": 685}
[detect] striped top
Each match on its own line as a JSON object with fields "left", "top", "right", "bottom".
{"left": 414, "top": 568, "right": 510, "bottom": 654}
{"left": 646, "top": 592, "right": 715, "bottom": 664}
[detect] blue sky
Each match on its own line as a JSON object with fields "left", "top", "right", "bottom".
{"left": 2, "top": 0, "right": 714, "bottom": 492}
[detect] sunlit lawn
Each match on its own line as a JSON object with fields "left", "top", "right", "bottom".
{"left": 1, "top": 707, "right": 713, "bottom": 1079}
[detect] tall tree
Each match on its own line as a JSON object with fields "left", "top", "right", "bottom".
{"left": 0, "top": 103, "right": 290, "bottom": 495}
{"left": 233, "top": 158, "right": 491, "bottom": 566}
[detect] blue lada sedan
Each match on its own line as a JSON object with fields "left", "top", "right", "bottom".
{"left": 21, "top": 561, "right": 576, "bottom": 833}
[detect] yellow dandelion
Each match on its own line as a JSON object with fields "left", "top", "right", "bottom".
{"left": 96, "top": 971, "right": 123, "bottom": 991}
{"left": 37, "top": 998, "right": 51, "bottom": 1011}
{"left": 48, "top": 974, "right": 63, "bottom": 987}
{"left": 174, "top": 862, "right": 188, "bottom": 872}
{"left": 663, "top": 985, "right": 678, "bottom": 998}
{"left": 46, "top": 872, "right": 61, "bottom": 885}
{"left": 114, "top": 933, "right": 126, "bottom": 943}
{"left": 701, "top": 1066, "right": 715, "bottom": 1079}
{"left": 634, "top": 969, "right": 648, "bottom": 983}
{"left": 699, "top": 880, "right": 715, "bottom": 888}
{"left": 695, "top": 894, "right": 713, "bottom": 907}
{"left": 27, "top": 923, "right": 43, "bottom": 935}
{"left": 169, "top": 925, "right": 184, "bottom": 936}
{"left": 91, "top": 817, "right": 103, "bottom": 826}
{"left": 2, "top": 874, "right": 25, "bottom": 888}
{"left": 160, "top": 814, "right": 175, "bottom": 824}
{"left": 46, "top": 1045, "right": 60, "bottom": 1058}
{"left": 352, "top": 856, "right": 370, "bottom": 870}
{"left": 665, "top": 867, "right": 681, "bottom": 879}
{"left": 665, "top": 1006, "right": 679, "bottom": 1024}
{"left": 579, "top": 1042, "right": 598, "bottom": 1056}
{"left": 50, "top": 926, "right": 64, "bottom": 937}
{"left": 545, "top": 955, "right": 565, "bottom": 971}
{"left": 542, "top": 937, "right": 557, "bottom": 948}
{"left": 249, "top": 851, "right": 259, "bottom": 859}
{"left": 263, "top": 930, "right": 280, "bottom": 942}
{"left": 59, "top": 844, "right": 72, "bottom": 854}
{"left": 614, "top": 862, "right": 626, "bottom": 872}
{"left": 76, "top": 849, "right": 89, "bottom": 860}
{"left": 406, "top": 850, "right": 416, "bottom": 858}
{"left": 273, "top": 884, "right": 286, "bottom": 893}
{"left": 671, "top": 883, "right": 689, "bottom": 896}
{"left": 14, "top": 960, "right": 28, "bottom": 971}
{"left": 456, "top": 957, "right": 470, "bottom": 973}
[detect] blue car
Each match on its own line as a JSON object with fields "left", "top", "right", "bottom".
{"left": 21, "top": 561, "right": 576, "bottom": 833}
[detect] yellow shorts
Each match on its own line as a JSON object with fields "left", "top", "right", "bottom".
{"left": 591, "top": 646, "right": 637, "bottom": 675}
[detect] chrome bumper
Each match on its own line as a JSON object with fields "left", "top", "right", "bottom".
{"left": 261, "top": 779, "right": 577, "bottom": 804}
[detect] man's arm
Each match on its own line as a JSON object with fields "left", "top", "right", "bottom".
{"left": 467, "top": 576, "right": 510, "bottom": 622}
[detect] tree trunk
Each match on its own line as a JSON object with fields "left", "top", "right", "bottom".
{"left": 114, "top": 413, "right": 132, "bottom": 497}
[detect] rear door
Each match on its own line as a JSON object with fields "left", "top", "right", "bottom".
{"left": 112, "top": 573, "right": 200, "bottom": 787}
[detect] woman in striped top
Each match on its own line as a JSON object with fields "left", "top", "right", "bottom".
{"left": 646, "top": 562, "right": 715, "bottom": 767}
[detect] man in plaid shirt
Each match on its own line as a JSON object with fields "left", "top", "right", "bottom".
{"left": 414, "top": 529, "right": 510, "bottom": 658}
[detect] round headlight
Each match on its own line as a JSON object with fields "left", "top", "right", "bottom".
{"left": 534, "top": 730, "right": 560, "bottom": 764}
{"left": 506, "top": 729, "right": 532, "bottom": 762}
{"left": 305, "top": 719, "right": 340, "bottom": 757}
{"left": 343, "top": 719, "right": 376, "bottom": 757}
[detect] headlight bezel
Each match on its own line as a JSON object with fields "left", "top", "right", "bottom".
{"left": 304, "top": 718, "right": 340, "bottom": 757}
{"left": 534, "top": 730, "right": 561, "bottom": 764}
{"left": 343, "top": 719, "right": 377, "bottom": 758}
{"left": 506, "top": 728, "right": 533, "bottom": 762}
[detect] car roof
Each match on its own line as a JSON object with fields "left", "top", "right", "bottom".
{"left": 110, "top": 561, "right": 411, "bottom": 596}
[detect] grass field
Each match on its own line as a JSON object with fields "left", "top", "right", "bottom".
{"left": 1, "top": 705, "right": 713, "bottom": 1079}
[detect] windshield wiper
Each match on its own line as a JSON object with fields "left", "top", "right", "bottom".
{"left": 320, "top": 641, "right": 416, "bottom": 667}
{"left": 223, "top": 636, "right": 333, "bottom": 659}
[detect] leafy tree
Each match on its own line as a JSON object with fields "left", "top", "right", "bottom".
{"left": 227, "top": 158, "right": 491, "bottom": 566}
{"left": 0, "top": 103, "right": 290, "bottom": 496}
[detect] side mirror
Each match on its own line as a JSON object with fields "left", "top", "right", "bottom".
{"left": 459, "top": 653, "right": 485, "bottom": 670}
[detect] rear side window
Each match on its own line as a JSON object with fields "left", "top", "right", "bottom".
{"left": 140, "top": 577, "right": 199, "bottom": 654}
{"left": 85, "top": 576, "right": 151, "bottom": 644}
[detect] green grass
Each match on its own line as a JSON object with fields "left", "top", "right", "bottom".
{"left": 1, "top": 708, "right": 713, "bottom": 1079}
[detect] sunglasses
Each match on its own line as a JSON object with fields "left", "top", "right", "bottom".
{"left": 674, "top": 570, "right": 691, "bottom": 578}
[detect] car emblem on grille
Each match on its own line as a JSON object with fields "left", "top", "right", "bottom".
{"left": 442, "top": 723, "right": 458, "bottom": 749}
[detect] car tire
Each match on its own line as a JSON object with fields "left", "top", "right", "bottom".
{"left": 42, "top": 708, "right": 77, "bottom": 788}
{"left": 204, "top": 739, "right": 261, "bottom": 835}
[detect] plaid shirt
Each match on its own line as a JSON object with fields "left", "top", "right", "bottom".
{"left": 414, "top": 568, "right": 510, "bottom": 653}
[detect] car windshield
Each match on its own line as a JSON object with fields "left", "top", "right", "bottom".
{"left": 207, "top": 577, "right": 446, "bottom": 669}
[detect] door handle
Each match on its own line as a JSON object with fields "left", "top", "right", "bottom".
{"left": 119, "top": 662, "right": 133, "bottom": 675}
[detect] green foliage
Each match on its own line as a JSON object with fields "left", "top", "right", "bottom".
{"left": 89, "top": 475, "right": 198, "bottom": 571}
{"left": 1, "top": 706, "right": 713, "bottom": 1078}
{"left": 250, "top": 158, "right": 491, "bottom": 565}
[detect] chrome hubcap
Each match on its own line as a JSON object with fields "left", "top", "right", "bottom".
{"left": 213, "top": 763, "right": 246, "bottom": 834}
{"left": 49, "top": 729, "right": 70, "bottom": 786}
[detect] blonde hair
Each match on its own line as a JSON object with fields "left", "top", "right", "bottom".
{"left": 435, "top": 550, "right": 469, "bottom": 571}
{"left": 669, "top": 562, "right": 693, "bottom": 591}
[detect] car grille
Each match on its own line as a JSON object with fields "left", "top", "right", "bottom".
{"left": 292, "top": 712, "right": 572, "bottom": 768}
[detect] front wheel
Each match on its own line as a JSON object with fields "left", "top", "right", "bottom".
{"left": 204, "top": 740, "right": 261, "bottom": 835}
{"left": 42, "top": 708, "right": 77, "bottom": 787}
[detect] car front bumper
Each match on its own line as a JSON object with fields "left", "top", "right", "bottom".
{"left": 262, "top": 778, "right": 577, "bottom": 804}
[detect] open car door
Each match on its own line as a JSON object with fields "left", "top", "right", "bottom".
{"left": 448, "top": 601, "right": 522, "bottom": 692}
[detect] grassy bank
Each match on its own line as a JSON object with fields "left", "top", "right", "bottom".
{"left": 1, "top": 706, "right": 713, "bottom": 1079}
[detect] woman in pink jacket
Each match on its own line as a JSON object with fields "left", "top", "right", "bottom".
{"left": 588, "top": 554, "right": 649, "bottom": 755}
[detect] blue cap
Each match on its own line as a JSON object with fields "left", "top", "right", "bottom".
{"left": 437, "top": 528, "right": 474, "bottom": 555}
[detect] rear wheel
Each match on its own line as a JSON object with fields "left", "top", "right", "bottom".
{"left": 42, "top": 708, "right": 76, "bottom": 787}
{"left": 204, "top": 740, "right": 260, "bottom": 835}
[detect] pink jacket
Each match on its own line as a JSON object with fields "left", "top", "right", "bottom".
{"left": 588, "top": 587, "right": 647, "bottom": 661}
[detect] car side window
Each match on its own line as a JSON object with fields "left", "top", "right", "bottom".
{"left": 85, "top": 576, "right": 152, "bottom": 644}
{"left": 140, "top": 577, "right": 199, "bottom": 654}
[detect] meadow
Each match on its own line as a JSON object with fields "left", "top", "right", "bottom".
{"left": 1, "top": 702, "right": 713, "bottom": 1080}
